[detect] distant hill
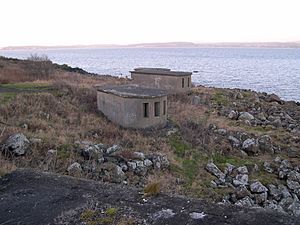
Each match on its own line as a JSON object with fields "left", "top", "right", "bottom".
{"left": 1, "top": 41, "right": 300, "bottom": 50}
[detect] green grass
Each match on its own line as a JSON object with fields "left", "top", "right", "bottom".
{"left": 0, "top": 92, "right": 17, "bottom": 104}
{"left": 182, "top": 159, "right": 198, "bottom": 183}
{"left": 169, "top": 136, "right": 191, "bottom": 157}
{"left": 212, "top": 153, "right": 257, "bottom": 170}
{"left": 0, "top": 83, "right": 50, "bottom": 90}
{"left": 57, "top": 144, "right": 72, "bottom": 159}
{"left": 250, "top": 170, "right": 280, "bottom": 186}
{"left": 211, "top": 91, "right": 229, "bottom": 106}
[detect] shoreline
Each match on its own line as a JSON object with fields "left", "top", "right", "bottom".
{"left": 1, "top": 55, "right": 299, "bottom": 103}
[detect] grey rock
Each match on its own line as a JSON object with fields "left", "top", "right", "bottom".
{"left": 235, "top": 196, "right": 254, "bottom": 207}
{"left": 263, "top": 162, "right": 274, "bottom": 173}
{"left": 67, "top": 162, "right": 82, "bottom": 174}
{"left": 278, "top": 184, "right": 292, "bottom": 198}
{"left": 280, "top": 159, "right": 292, "bottom": 169}
{"left": 101, "top": 163, "right": 126, "bottom": 183}
{"left": 247, "top": 164, "right": 259, "bottom": 174}
{"left": 189, "top": 212, "right": 206, "bottom": 219}
{"left": 106, "top": 144, "right": 122, "bottom": 155}
{"left": 279, "top": 197, "right": 294, "bottom": 210}
{"left": 210, "top": 180, "right": 218, "bottom": 188}
{"left": 268, "top": 184, "right": 282, "bottom": 201}
{"left": 119, "top": 163, "right": 128, "bottom": 172}
{"left": 152, "top": 209, "right": 175, "bottom": 220}
{"left": 264, "top": 200, "right": 285, "bottom": 214}
{"left": 224, "top": 163, "right": 235, "bottom": 175}
{"left": 191, "top": 96, "right": 203, "bottom": 105}
{"left": 81, "top": 144, "right": 104, "bottom": 161}
{"left": 287, "top": 170, "right": 300, "bottom": 182}
{"left": 250, "top": 181, "right": 268, "bottom": 193}
{"left": 287, "top": 148, "right": 300, "bottom": 158}
{"left": 228, "top": 110, "right": 239, "bottom": 120}
{"left": 127, "top": 161, "right": 137, "bottom": 171}
{"left": 274, "top": 156, "right": 282, "bottom": 163}
{"left": 287, "top": 179, "right": 300, "bottom": 190}
{"left": 235, "top": 92, "right": 244, "bottom": 99}
{"left": 287, "top": 198, "right": 300, "bottom": 216}
{"left": 256, "top": 112, "right": 267, "bottom": 121}
{"left": 206, "top": 163, "right": 225, "bottom": 182}
{"left": 166, "top": 128, "right": 178, "bottom": 136}
{"left": 215, "top": 128, "right": 227, "bottom": 136}
{"left": 271, "top": 119, "right": 282, "bottom": 128}
{"left": 258, "top": 135, "right": 274, "bottom": 154}
{"left": 132, "top": 151, "right": 145, "bottom": 160}
{"left": 30, "top": 138, "right": 42, "bottom": 144}
{"left": 254, "top": 192, "right": 268, "bottom": 204}
{"left": 278, "top": 169, "right": 290, "bottom": 179}
{"left": 228, "top": 136, "right": 240, "bottom": 148}
{"left": 149, "top": 154, "right": 169, "bottom": 169}
{"left": 134, "top": 160, "right": 147, "bottom": 175}
{"left": 233, "top": 174, "right": 249, "bottom": 186}
{"left": 239, "top": 112, "right": 255, "bottom": 121}
{"left": 237, "top": 166, "right": 248, "bottom": 174}
{"left": 144, "top": 159, "right": 153, "bottom": 167}
{"left": 1, "top": 133, "right": 30, "bottom": 156}
{"left": 235, "top": 186, "right": 251, "bottom": 199}
{"left": 242, "top": 138, "right": 258, "bottom": 155}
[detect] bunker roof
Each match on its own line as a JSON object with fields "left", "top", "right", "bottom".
{"left": 130, "top": 67, "right": 192, "bottom": 77}
{"left": 96, "top": 85, "right": 167, "bottom": 99}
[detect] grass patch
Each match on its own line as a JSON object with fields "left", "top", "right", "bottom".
{"left": 79, "top": 207, "right": 118, "bottom": 225}
{"left": 0, "top": 83, "right": 50, "bottom": 90}
{"left": 57, "top": 144, "right": 72, "bottom": 159}
{"left": 182, "top": 159, "right": 198, "bottom": 183}
{"left": 169, "top": 136, "right": 191, "bottom": 157}
{"left": 212, "top": 153, "right": 257, "bottom": 170}
{"left": 0, "top": 92, "right": 17, "bottom": 104}
{"left": 250, "top": 170, "right": 280, "bottom": 186}
{"left": 211, "top": 91, "right": 229, "bottom": 106}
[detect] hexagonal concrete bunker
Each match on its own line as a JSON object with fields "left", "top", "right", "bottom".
{"left": 97, "top": 85, "right": 167, "bottom": 129}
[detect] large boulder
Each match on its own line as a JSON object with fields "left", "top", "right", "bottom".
{"left": 1, "top": 133, "right": 30, "bottom": 156}
{"left": 238, "top": 112, "right": 255, "bottom": 121}
{"left": 242, "top": 138, "right": 259, "bottom": 155}
{"left": 228, "top": 136, "right": 240, "bottom": 148}
{"left": 206, "top": 162, "right": 225, "bottom": 182}
{"left": 258, "top": 135, "right": 274, "bottom": 154}
{"left": 233, "top": 174, "right": 249, "bottom": 186}
{"left": 228, "top": 110, "right": 239, "bottom": 120}
{"left": 250, "top": 181, "right": 268, "bottom": 193}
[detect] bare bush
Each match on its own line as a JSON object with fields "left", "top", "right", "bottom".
{"left": 24, "top": 54, "right": 54, "bottom": 79}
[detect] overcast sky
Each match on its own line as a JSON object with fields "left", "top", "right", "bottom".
{"left": 1, "top": 0, "right": 300, "bottom": 47}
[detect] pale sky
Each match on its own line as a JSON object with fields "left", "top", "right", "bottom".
{"left": 1, "top": 0, "right": 300, "bottom": 47}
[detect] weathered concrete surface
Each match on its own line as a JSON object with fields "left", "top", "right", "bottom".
{"left": 131, "top": 68, "right": 192, "bottom": 94}
{"left": 97, "top": 90, "right": 167, "bottom": 129}
{"left": 0, "top": 169, "right": 298, "bottom": 225}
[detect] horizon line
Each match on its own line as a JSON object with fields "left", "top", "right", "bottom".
{"left": 1, "top": 41, "right": 300, "bottom": 50}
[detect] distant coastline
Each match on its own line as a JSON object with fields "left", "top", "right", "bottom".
{"left": 1, "top": 41, "right": 300, "bottom": 51}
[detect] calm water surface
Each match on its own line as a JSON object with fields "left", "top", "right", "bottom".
{"left": 1, "top": 48, "right": 300, "bottom": 102}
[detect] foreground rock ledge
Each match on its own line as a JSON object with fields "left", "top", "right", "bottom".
{"left": 0, "top": 169, "right": 298, "bottom": 225}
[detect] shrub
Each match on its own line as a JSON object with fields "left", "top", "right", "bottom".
{"left": 144, "top": 181, "right": 160, "bottom": 196}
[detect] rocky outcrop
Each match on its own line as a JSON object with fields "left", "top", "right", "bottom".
{"left": 205, "top": 157, "right": 300, "bottom": 216}
{"left": 0, "top": 169, "right": 297, "bottom": 225}
{"left": 73, "top": 141, "right": 169, "bottom": 184}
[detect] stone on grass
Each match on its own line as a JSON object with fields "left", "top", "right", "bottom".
{"left": 1, "top": 133, "right": 30, "bottom": 156}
